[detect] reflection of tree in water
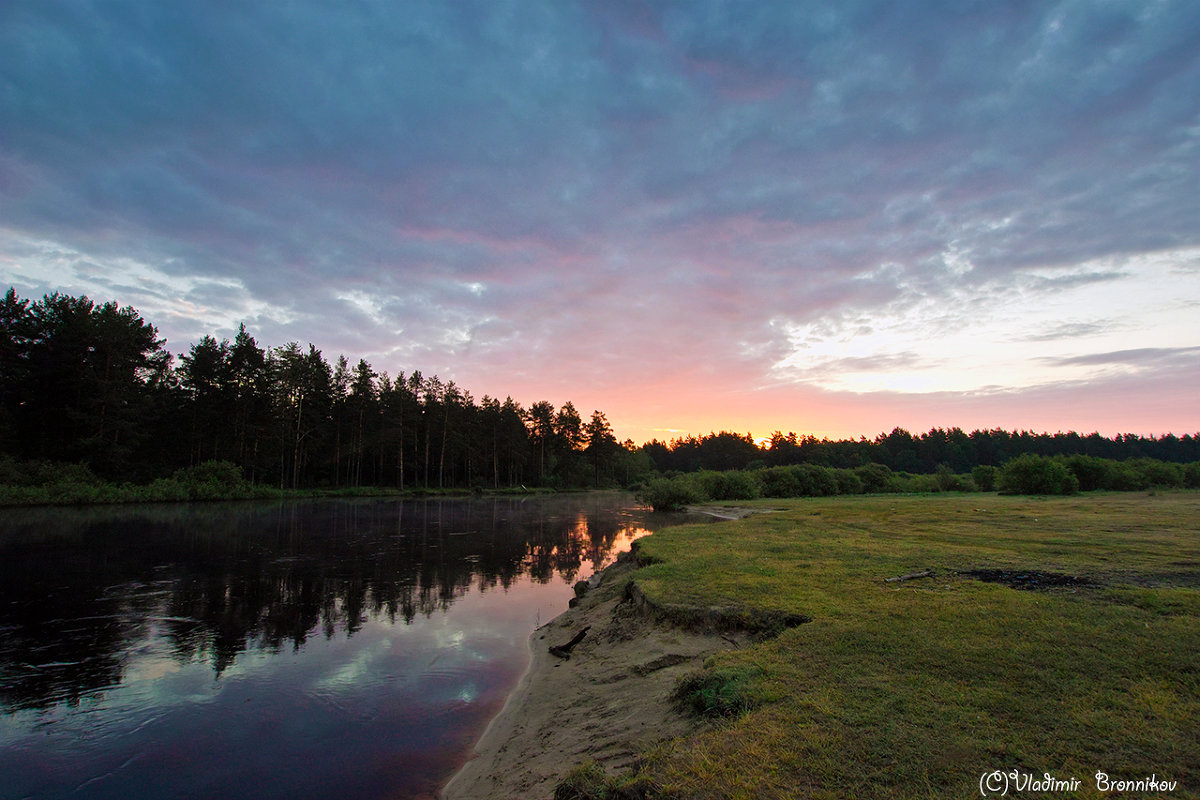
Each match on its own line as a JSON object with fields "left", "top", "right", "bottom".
{"left": 0, "top": 495, "right": 662, "bottom": 711}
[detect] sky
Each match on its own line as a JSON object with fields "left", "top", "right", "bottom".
{"left": 2, "top": 0, "right": 1198, "bottom": 445}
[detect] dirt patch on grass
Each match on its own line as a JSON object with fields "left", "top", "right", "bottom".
{"left": 961, "top": 568, "right": 1097, "bottom": 590}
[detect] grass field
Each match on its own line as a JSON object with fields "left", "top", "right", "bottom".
{"left": 595, "top": 492, "right": 1200, "bottom": 799}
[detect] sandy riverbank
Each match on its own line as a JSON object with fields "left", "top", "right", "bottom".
{"left": 441, "top": 555, "right": 745, "bottom": 799}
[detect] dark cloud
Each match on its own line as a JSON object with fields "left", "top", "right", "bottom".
{"left": 2, "top": 0, "right": 1198, "bottom": 436}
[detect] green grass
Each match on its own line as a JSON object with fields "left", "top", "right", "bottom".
{"left": 611, "top": 492, "right": 1200, "bottom": 799}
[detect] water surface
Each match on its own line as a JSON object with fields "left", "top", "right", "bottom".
{"left": 0, "top": 493, "right": 701, "bottom": 799}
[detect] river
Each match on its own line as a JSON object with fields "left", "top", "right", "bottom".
{"left": 0, "top": 493, "right": 704, "bottom": 800}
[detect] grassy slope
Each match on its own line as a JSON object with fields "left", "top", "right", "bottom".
{"left": 626, "top": 493, "right": 1200, "bottom": 799}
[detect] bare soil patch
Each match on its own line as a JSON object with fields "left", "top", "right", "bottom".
{"left": 960, "top": 568, "right": 1097, "bottom": 590}
{"left": 441, "top": 558, "right": 748, "bottom": 800}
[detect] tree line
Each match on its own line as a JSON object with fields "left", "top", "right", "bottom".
{"left": 3, "top": 288, "right": 1197, "bottom": 498}
{"left": 0, "top": 289, "right": 648, "bottom": 491}
{"left": 644, "top": 427, "right": 1200, "bottom": 475}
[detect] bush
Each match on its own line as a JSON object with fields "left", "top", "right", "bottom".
{"left": 1061, "top": 455, "right": 1111, "bottom": 492}
{"left": 756, "top": 466, "right": 801, "bottom": 497}
{"left": 1185, "top": 462, "right": 1200, "bottom": 489}
{"left": 754, "top": 464, "right": 833, "bottom": 498}
{"left": 1102, "top": 462, "right": 1146, "bottom": 491}
{"left": 886, "top": 471, "right": 941, "bottom": 493}
{"left": 1060, "top": 455, "right": 1188, "bottom": 492}
{"left": 855, "top": 463, "right": 893, "bottom": 493}
{"left": 635, "top": 476, "right": 704, "bottom": 511}
{"left": 971, "top": 465, "right": 997, "bottom": 492}
{"left": 1129, "top": 458, "right": 1184, "bottom": 489}
{"left": 0, "top": 457, "right": 103, "bottom": 488}
{"left": 0, "top": 454, "right": 23, "bottom": 486}
{"left": 833, "top": 468, "right": 864, "bottom": 495}
{"left": 146, "top": 477, "right": 192, "bottom": 502}
{"left": 691, "top": 469, "right": 761, "bottom": 501}
{"left": 172, "top": 460, "right": 246, "bottom": 488}
{"left": 997, "top": 455, "right": 1079, "bottom": 495}
{"left": 795, "top": 464, "right": 839, "bottom": 496}
{"left": 168, "top": 460, "right": 252, "bottom": 499}
{"left": 935, "top": 464, "right": 973, "bottom": 492}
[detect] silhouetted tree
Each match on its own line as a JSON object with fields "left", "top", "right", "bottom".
{"left": 527, "top": 401, "right": 555, "bottom": 482}
{"left": 4, "top": 288, "right": 1197, "bottom": 493}
{"left": 269, "top": 343, "right": 333, "bottom": 488}
{"left": 12, "top": 293, "right": 170, "bottom": 477}
{"left": 584, "top": 410, "right": 619, "bottom": 486}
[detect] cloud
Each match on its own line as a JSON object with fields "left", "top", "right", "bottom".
{"left": 1043, "top": 346, "right": 1200, "bottom": 369}
{"left": 2, "top": 0, "right": 1199, "bottom": 437}
{"left": 1021, "top": 321, "right": 1119, "bottom": 342}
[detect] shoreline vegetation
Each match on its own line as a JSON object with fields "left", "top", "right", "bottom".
{"left": 634, "top": 453, "right": 1200, "bottom": 512}
{"left": 448, "top": 491, "right": 1200, "bottom": 800}
{"left": 3, "top": 289, "right": 1198, "bottom": 510}
{"left": 3, "top": 452, "right": 1198, "bottom": 509}
{"left": 0, "top": 457, "right": 561, "bottom": 507}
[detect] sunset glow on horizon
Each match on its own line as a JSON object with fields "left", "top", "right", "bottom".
{"left": 2, "top": 1, "right": 1198, "bottom": 445}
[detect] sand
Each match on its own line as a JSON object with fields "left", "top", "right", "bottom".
{"left": 441, "top": 555, "right": 745, "bottom": 800}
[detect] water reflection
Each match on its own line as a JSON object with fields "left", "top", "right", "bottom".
{"left": 1, "top": 494, "right": 658, "bottom": 710}
{"left": 0, "top": 493, "right": 698, "bottom": 800}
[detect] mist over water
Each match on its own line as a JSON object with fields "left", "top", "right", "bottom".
{"left": 0, "top": 493, "right": 702, "bottom": 799}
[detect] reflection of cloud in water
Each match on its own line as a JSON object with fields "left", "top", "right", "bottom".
{"left": 314, "top": 634, "right": 395, "bottom": 692}
{"left": 0, "top": 495, "right": 708, "bottom": 800}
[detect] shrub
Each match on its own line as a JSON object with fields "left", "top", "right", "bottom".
{"left": 1185, "top": 462, "right": 1200, "bottom": 489}
{"left": 173, "top": 459, "right": 246, "bottom": 488}
{"left": 45, "top": 481, "right": 102, "bottom": 504}
{"left": 855, "top": 463, "right": 894, "bottom": 493}
{"left": 795, "top": 464, "right": 838, "bottom": 496}
{"left": 971, "top": 465, "right": 997, "bottom": 492}
{"left": 635, "top": 476, "right": 704, "bottom": 511}
{"left": 833, "top": 468, "right": 864, "bottom": 495}
{"left": 886, "top": 471, "right": 940, "bottom": 493}
{"left": 997, "top": 454, "right": 1079, "bottom": 495}
{"left": 0, "top": 454, "right": 23, "bottom": 486}
{"left": 146, "top": 477, "right": 192, "bottom": 502}
{"left": 935, "top": 464, "right": 973, "bottom": 492}
{"left": 756, "top": 466, "right": 804, "bottom": 497}
{"left": 1129, "top": 458, "right": 1184, "bottom": 489}
{"left": 1061, "top": 455, "right": 1111, "bottom": 492}
{"left": 0, "top": 457, "right": 103, "bottom": 488}
{"left": 170, "top": 460, "right": 252, "bottom": 499}
{"left": 692, "top": 469, "right": 761, "bottom": 501}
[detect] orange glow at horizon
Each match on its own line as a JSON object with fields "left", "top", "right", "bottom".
{"left": 598, "top": 384, "right": 1200, "bottom": 448}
